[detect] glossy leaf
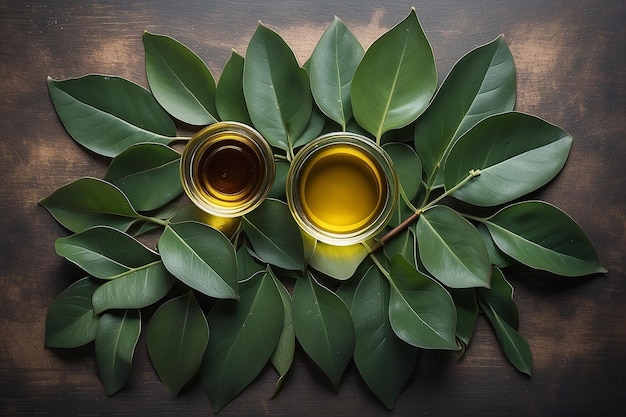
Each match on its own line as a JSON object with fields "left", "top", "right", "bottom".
{"left": 236, "top": 243, "right": 265, "bottom": 282}
{"left": 40, "top": 177, "right": 141, "bottom": 233}
{"left": 292, "top": 274, "right": 355, "bottom": 391}
{"left": 309, "top": 241, "right": 369, "bottom": 280}
{"left": 415, "top": 36, "right": 516, "bottom": 188}
{"left": 45, "top": 277, "right": 100, "bottom": 348}
{"left": 104, "top": 143, "right": 183, "bottom": 212}
{"left": 351, "top": 9, "right": 436, "bottom": 141}
{"left": 291, "top": 103, "right": 327, "bottom": 149}
{"left": 243, "top": 23, "right": 312, "bottom": 153}
{"left": 478, "top": 224, "right": 516, "bottom": 268}
{"left": 352, "top": 265, "right": 418, "bottom": 409}
{"left": 478, "top": 267, "right": 519, "bottom": 328}
{"left": 216, "top": 50, "right": 252, "bottom": 125}
{"left": 444, "top": 112, "right": 573, "bottom": 206}
{"left": 143, "top": 32, "right": 218, "bottom": 125}
{"left": 269, "top": 271, "right": 295, "bottom": 396}
{"left": 482, "top": 201, "right": 606, "bottom": 276}
{"left": 383, "top": 142, "right": 422, "bottom": 201}
{"left": 449, "top": 289, "right": 479, "bottom": 347}
{"left": 147, "top": 291, "right": 209, "bottom": 396}
{"left": 169, "top": 205, "right": 241, "bottom": 238}
{"left": 382, "top": 227, "right": 417, "bottom": 267}
{"left": 201, "top": 271, "right": 283, "bottom": 412}
{"left": 309, "top": 16, "right": 364, "bottom": 130}
{"left": 95, "top": 310, "right": 141, "bottom": 396}
{"left": 416, "top": 206, "right": 491, "bottom": 288}
{"left": 47, "top": 75, "right": 176, "bottom": 157}
{"left": 159, "top": 221, "right": 238, "bottom": 299}
{"left": 388, "top": 255, "right": 458, "bottom": 350}
{"left": 242, "top": 199, "right": 305, "bottom": 271}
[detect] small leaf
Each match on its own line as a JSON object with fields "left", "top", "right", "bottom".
{"left": 269, "top": 271, "right": 295, "bottom": 397}
{"left": 309, "top": 16, "right": 364, "bottom": 130}
{"left": 40, "top": 177, "right": 142, "bottom": 233}
{"left": 416, "top": 206, "right": 491, "bottom": 288}
{"left": 388, "top": 255, "right": 458, "bottom": 350}
{"left": 147, "top": 291, "right": 209, "bottom": 396}
{"left": 449, "top": 289, "right": 479, "bottom": 347}
{"left": 104, "top": 143, "right": 182, "bottom": 212}
{"left": 308, "top": 241, "right": 369, "bottom": 280}
{"left": 216, "top": 50, "right": 253, "bottom": 125}
{"left": 444, "top": 112, "right": 573, "bottom": 206}
{"left": 159, "top": 221, "right": 238, "bottom": 299}
{"left": 351, "top": 8, "right": 436, "bottom": 141}
{"left": 478, "top": 267, "right": 519, "bottom": 329}
{"left": 382, "top": 227, "right": 417, "bottom": 267}
{"left": 292, "top": 274, "right": 355, "bottom": 391}
{"left": 47, "top": 75, "right": 176, "bottom": 157}
{"left": 95, "top": 310, "right": 141, "bottom": 396}
{"left": 45, "top": 277, "right": 100, "bottom": 348}
{"left": 143, "top": 32, "right": 218, "bottom": 125}
{"left": 242, "top": 199, "right": 305, "bottom": 271}
{"left": 482, "top": 201, "right": 606, "bottom": 276}
{"left": 201, "top": 271, "right": 283, "bottom": 412}
{"left": 268, "top": 160, "right": 290, "bottom": 199}
{"left": 477, "top": 224, "right": 516, "bottom": 268}
{"left": 236, "top": 243, "right": 265, "bottom": 282}
{"left": 383, "top": 142, "right": 422, "bottom": 201}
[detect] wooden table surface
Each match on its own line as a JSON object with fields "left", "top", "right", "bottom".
{"left": 2, "top": 1, "right": 625, "bottom": 416}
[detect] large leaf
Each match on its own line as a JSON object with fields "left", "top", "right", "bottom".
{"left": 40, "top": 177, "right": 142, "bottom": 233}
{"left": 481, "top": 201, "right": 606, "bottom": 276}
{"left": 309, "top": 16, "right": 364, "bottom": 130}
{"left": 95, "top": 310, "right": 141, "bottom": 396}
{"left": 104, "top": 143, "right": 182, "bottom": 212}
{"left": 444, "top": 112, "right": 573, "bottom": 206}
{"left": 201, "top": 271, "right": 283, "bottom": 412}
{"left": 352, "top": 265, "right": 418, "bottom": 409}
{"left": 415, "top": 36, "right": 516, "bottom": 189}
{"left": 55, "top": 226, "right": 161, "bottom": 279}
{"left": 146, "top": 291, "right": 209, "bottom": 396}
{"left": 269, "top": 272, "right": 295, "bottom": 396}
{"left": 143, "top": 32, "right": 218, "bottom": 125}
{"left": 216, "top": 50, "right": 252, "bottom": 125}
{"left": 159, "top": 221, "right": 238, "bottom": 299}
{"left": 243, "top": 23, "right": 312, "bottom": 154}
{"left": 308, "top": 241, "right": 369, "bottom": 280}
{"left": 45, "top": 277, "right": 100, "bottom": 348}
{"left": 388, "top": 255, "right": 458, "bottom": 350}
{"left": 292, "top": 274, "right": 355, "bottom": 391}
{"left": 169, "top": 205, "right": 241, "bottom": 238}
{"left": 242, "top": 199, "right": 305, "bottom": 271}
{"left": 47, "top": 75, "right": 176, "bottom": 157}
{"left": 351, "top": 8, "right": 436, "bottom": 142}
{"left": 416, "top": 206, "right": 491, "bottom": 288}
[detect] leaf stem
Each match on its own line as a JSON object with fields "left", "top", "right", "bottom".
{"left": 140, "top": 215, "right": 170, "bottom": 226}
{"left": 421, "top": 169, "right": 481, "bottom": 211}
{"left": 368, "top": 253, "right": 391, "bottom": 281}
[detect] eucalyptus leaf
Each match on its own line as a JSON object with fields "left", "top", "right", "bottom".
{"left": 415, "top": 35, "right": 516, "bottom": 189}
{"left": 444, "top": 112, "right": 573, "bottom": 206}
{"left": 481, "top": 201, "right": 606, "bottom": 276}
{"left": 478, "top": 224, "right": 516, "bottom": 268}
{"left": 216, "top": 50, "right": 253, "bottom": 125}
{"left": 309, "top": 16, "right": 364, "bottom": 130}
{"left": 236, "top": 243, "right": 265, "bottom": 282}
{"left": 201, "top": 271, "right": 283, "bottom": 412}
{"left": 104, "top": 143, "right": 183, "bottom": 212}
{"left": 45, "top": 277, "right": 100, "bottom": 348}
{"left": 143, "top": 32, "right": 218, "bottom": 125}
{"left": 159, "top": 221, "right": 238, "bottom": 299}
{"left": 47, "top": 75, "right": 176, "bottom": 157}
{"left": 382, "top": 227, "right": 417, "bottom": 267}
{"left": 478, "top": 267, "right": 519, "bottom": 329}
{"left": 292, "top": 274, "right": 355, "bottom": 391}
{"left": 449, "top": 289, "right": 479, "bottom": 347}
{"left": 416, "top": 206, "right": 491, "bottom": 288}
{"left": 291, "top": 103, "right": 327, "bottom": 149}
{"left": 351, "top": 8, "right": 436, "bottom": 142}
{"left": 268, "top": 160, "right": 290, "bottom": 199}
{"left": 95, "top": 310, "right": 141, "bottom": 396}
{"left": 269, "top": 271, "right": 295, "bottom": 397}
{"left": 308, "top": 240, "right": 369, "bottom": 280}
{"left": 147, "top": 291, "right": 209, "bottom": 396}
{"left": 383, "top": 142, "right": 422, "bottom": 201}
{"left": 169, "top": 205, "right": 241, "bottom": 238}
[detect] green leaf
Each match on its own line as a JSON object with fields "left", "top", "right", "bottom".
{"left": 291, "top": 103, "right": 327, "bottom": 149}
{"left": 308, "top": 241, "right": 369, "bottom": 280}
{"left": 388, "top": 255, "right": 458, "bottom": 350}
{"left": 269, "top": 271, "right": 295, "bottom": 397}
{"left": 416, "top": 206, "right": 491, "bottom": 288}
{"left": 236, "top": 243, "right": 265, "bottom": 282}
{"left": 292, "top": 274, "right": 355, "bottom": 391}
{"left": 309, "top": 16, "right": 364, "bottom": 130}
{"left": 444, "top": 112, "right": 573, "bottom": 206}
{"left": 92, "top": 262, "right": 175, "bottom": 314}
{"left": 382, "top": 227, "right": 417, "bottom": 267}
{"left": 216, "top": 50, "right": 253, "bottom": 125}
{"left": 104, "top": 143, "right": 182, "bottom": 212}
{"left": 47, "top": 75, "right": 176, "bottom": 157}
{"left": 169, "top": 205, "right": 241, "bottom": 238}
{"left": 242, "top": 199, "right": 305, "bottom": 271}
{"left": 243, "top": 23, "right": 312, "bottom": 153}
{"left": 147, "top": 291, "right": 209, "bottom": 396}
{"left": 383, "top": 142, "right": 422, "bottom": 201}
{"left": 449, "top": 289, "right": 479, "bottom": 347}
{"left": 415, "top": 35, "right": 516, "bottom": 189}
{"left": 478, "top": 224, "right": 516, "bottom": 268}
{"left": 159, "top": 221, "right": 238, "bottom": 299}
{"left": 351, "top": 265, "right": 418, "bottom": 409}
{"left": 351, "top": 8, "right": 436, "bottom": 141}
{"left": 40, "top": 177, "right": 142, "bottom": 233}
{"left": 478, "top": 267, "right": 519, "bottom": 328}
{"left": 201, "top": 271, "right": 283, "bottom": 412}
{"left": 143, "top": 32, "right": 218, "bottom": 125}
{"left": 55, "top": 226, "right": 160, "bottom": 279}
{"left": 268, "top": 160, "right": 290, "bottom": 200}
{"left": 482, "top": 201, "right": 606, "bottom": 276}
{"left": 95, "top": 310, "right": 141, "bottom": 396}
{"left": 45, "top": 277, "right": 100, "bottom": 348}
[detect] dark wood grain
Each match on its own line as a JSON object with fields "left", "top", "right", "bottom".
{"left": 1, "top": 1, "right": 625, "bottom": 416}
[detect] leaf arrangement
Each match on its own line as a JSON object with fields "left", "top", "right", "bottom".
{"left": 42, "top": 8, "right": 606, "bottom": 412}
